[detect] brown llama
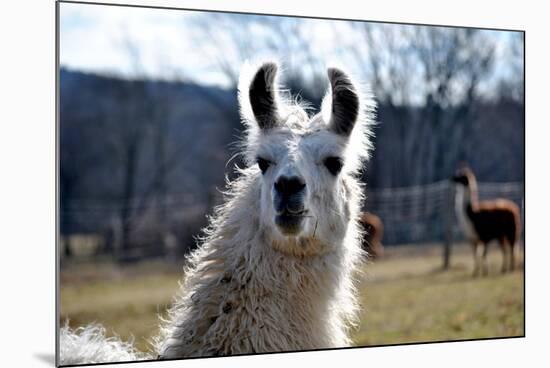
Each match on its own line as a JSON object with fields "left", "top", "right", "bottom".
{"left": 452, "top": 167, "right": 521, "bottom": 276}
{"left": 359, "top": 212, "right": 384, "bottom": 259}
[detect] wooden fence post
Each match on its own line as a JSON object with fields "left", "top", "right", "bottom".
{"left": 442, "top": 182, "right": 455, "bottom": 270}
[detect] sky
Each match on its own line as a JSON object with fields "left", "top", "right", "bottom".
{"left": 60, "top": 2, "right": 523, "bottom": 102}
{"left": 60, "top": 2, "right": 355, "bottom": 87}
{"left": 60, "top": 3, "right": 200, "bottom": 80}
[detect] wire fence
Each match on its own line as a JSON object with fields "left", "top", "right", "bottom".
{"left": 365, "top": 181, "right": 524, "bottom": 244}
{"left": 60, "top": 181, "right": 524, "bottom": 259}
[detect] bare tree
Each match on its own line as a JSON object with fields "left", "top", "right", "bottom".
{"left": 412, "top": 27, "right": 496, "bottom": 184}
{"left": 497, "top": 32, "right": 524, "bottom": 103}
{"left": 190, "top": 13, "right": 327, "bottom": 102}
{"left": 348, "top": 23, "right": 419, "bottom": 187}
{"left": 108, "top": 34, "right": 246, "bottom": 261}
{"left": 92, "top": 36, "right": 181, "bottom": 261}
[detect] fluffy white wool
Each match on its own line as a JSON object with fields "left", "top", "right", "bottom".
{"left": 59, "top": 323, "right": 151, "bottom": 365}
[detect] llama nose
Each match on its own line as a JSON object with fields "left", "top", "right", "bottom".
{"left": 274, "top": 176, "right": 306, "bottom": 197}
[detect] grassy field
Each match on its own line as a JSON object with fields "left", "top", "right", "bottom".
{"left": 352, "top": 244, "right": 524, "bottom": 346}
{"left": 60, "top": 243, "right": 524, "bottom": 353}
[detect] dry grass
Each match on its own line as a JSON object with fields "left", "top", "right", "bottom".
{"left": 60, "top": 243, "right": 524, "bottom": 353}
{"left": 352, "top": 243, "right": 524, "bottom": 346}
{"left": 60, "top": 260, "right": 182, "bottom": 352}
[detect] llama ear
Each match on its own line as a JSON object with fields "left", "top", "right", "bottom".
{"left": 248, "top": 62, "right": 280, "bottom": 130}
{"left": 326, "top": 68, "right": 359, "bottom": 136}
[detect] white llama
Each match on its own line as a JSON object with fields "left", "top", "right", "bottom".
{"left": 60, "top": 61, "right": 375, "bottom": 365}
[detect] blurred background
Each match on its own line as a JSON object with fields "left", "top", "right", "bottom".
{"left": 59, "top": 3, "right": 524, "bottom": 352}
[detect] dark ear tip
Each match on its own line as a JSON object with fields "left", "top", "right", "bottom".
{"left": 250, "top": 62, "right": 279, "bottom": 93}
{"left": 255, "top": 62, "right": 278, "bottom": 82}
{"left": 327, "top": 67, "right": 344, "bottom": 79}
{"left": 327, "top": 67, "right": 350, "bottom": 82}
{"left": 327, "top": 67, "right": 355, "bottom": 92}
{"left": 261, "top": 62, "right": 278, "bottom": 73}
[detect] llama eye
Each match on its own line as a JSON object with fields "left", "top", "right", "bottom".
{"left": 256, "top": 157, "right": 271, "bottom": 174}
{"left": 323, "top": 156, "right": 343, "bottom": 176}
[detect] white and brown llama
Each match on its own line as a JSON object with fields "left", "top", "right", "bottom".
{"left": 452, "top": 167, "right": 521, "bottom": 276}
{"left": 59, "top": 61, "right": 375, "bottom": 365}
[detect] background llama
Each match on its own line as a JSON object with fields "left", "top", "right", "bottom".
{"left": 59, "top": 2, "right": 524, "bottom": 357}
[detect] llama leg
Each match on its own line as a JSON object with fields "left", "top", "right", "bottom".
{"left": 481, "top": 242, "right": 489, "bottom": 276}
{"left": 503, "top": 239, "right": 516, "bottom": 271}
{"left": 510, "top": 244, "right": 516, "bottom": 271}
{"left": 500, "top": 238, "right": 510, "bottom": 274}
{"left": 471, "top": 241, "right": 480, "bottom": 277}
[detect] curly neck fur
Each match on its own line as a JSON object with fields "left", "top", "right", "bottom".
{"left": 156, "top": 167, "right": 364, "bottom": 357}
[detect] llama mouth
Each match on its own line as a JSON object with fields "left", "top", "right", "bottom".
{"left": 276, "top": 207, "right": 308, "bottom": 216}
{"left": 277, "top": 210, "right": 308, "bottom": 217}
{"left": 275, "top": 211, "right": 306, "bottom": 235}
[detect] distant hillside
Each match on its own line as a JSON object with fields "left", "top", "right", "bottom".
{"left": 60, "top": 68, "right": 242, "bottom": 248}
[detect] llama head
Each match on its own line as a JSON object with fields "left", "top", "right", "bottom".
{"left": 238, "top": 61, "right": 374, "bottom": 256}
{"left": 452, "top": 167, "right": 476, "bottom": 188}
{"left": 452, "top": 166, "right": 478, "bottom": 209}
